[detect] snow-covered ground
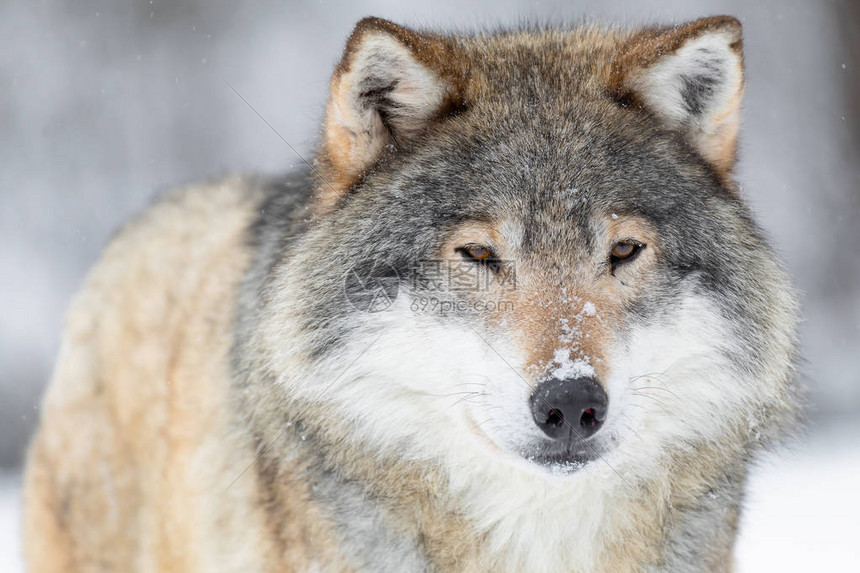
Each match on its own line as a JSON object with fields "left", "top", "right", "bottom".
{"left": 0, "top": 472, "right": 23, "bottom": 571}
{"left": 736, "top": 421, "right": 860, "bottom": 571}
{"left": 2, "top": 423, "right": 858, "bottom": 570}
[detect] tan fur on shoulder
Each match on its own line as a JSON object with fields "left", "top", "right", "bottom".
{"left": 23, "top": 178, "right": 346, "bottom": 572}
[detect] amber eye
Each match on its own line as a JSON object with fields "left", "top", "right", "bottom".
{"left": 461, "top": 244, "right": 493, "bottom": 261}
{"left": 610, "top": 241, "right": 643, "bottom": 263}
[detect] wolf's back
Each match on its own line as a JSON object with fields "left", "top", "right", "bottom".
{"left": 22, "top": 177, "right": 275, "bottom": 572}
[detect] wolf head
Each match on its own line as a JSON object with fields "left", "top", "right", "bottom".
{"left": 247, "top": 17, "right": 798, "bottom": 482}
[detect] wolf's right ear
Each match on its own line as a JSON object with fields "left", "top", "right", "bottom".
{"left": 318, "top": 18, "right": 461, "bottom": 209}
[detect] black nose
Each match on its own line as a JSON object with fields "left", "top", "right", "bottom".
{"left": 530, "top": 377, "right": 608, "bottom": 442}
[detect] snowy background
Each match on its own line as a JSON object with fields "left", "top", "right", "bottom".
{"left": 1, "top": 0, "right": 857, "bottom": 569}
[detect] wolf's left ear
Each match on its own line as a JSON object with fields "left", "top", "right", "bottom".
{"left": 611, "top": 16, "right": 745, "bottom": 179}
{"left": 319, "top": 17, "right": 461, "bottom": 208}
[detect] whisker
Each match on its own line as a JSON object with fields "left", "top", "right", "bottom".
{"left": 631, "top": 392, "right": 674, "bottom": 412}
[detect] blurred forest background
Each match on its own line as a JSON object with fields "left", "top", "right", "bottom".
{"left": 0, "top": 0, "right": 858, "bottom": 567}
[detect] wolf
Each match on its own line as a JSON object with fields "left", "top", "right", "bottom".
{"left": 23, "top": 15, "right": 799, "bottom": 573}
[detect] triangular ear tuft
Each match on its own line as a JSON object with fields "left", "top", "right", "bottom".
{"left": 611, "top": 16, "right": 745, "bottom": 179}
{"left": 320, "top": 17, "right": 460, "bottom": 207}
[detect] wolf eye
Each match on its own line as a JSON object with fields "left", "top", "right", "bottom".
{"left": 610, "top": 241, "right": 643, "bottom": 264}
{"left": 459, "top": 244, "right": 493, "bottom": 261}
{"left": 465, "top": 245, "right": 493, "bottom": 261}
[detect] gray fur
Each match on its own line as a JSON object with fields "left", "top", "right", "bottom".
{"left": 312, "top": 471, "right": 430, "bottom": 573}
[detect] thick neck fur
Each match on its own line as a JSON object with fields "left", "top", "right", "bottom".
{"left": 243, "top": 388, "right": 746, "bottom": 573}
